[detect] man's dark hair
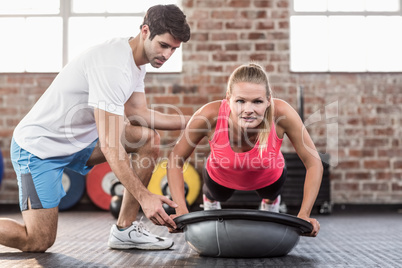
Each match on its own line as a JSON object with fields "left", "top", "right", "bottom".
{"left": 140, "top": 4, "right": 191, "bottom": 42}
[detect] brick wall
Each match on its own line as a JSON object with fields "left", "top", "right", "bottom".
{"left": 0, "top": 74, "right": 57, "bottom": 203}
{"left": 0, "top": 0, "right": 401, "bottom": 205}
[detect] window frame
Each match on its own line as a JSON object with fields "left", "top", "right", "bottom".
{"left": 0, "top": 0, "right": 181, "bottom": 73}
{"left": 289, "top": 0, "right": 402, "bottom": 73}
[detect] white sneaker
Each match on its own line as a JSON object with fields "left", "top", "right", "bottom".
{"left": 259, "top": 195, "right": 281, "bottom": 213}
{"left": 108, "top": 219, "right": 174, "bottom": 250}
{"left": 203, "top": 194, "right": 221, "bottom": 210}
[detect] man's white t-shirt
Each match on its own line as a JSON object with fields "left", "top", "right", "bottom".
{"left": 14, "top": 37, "right": 146, "bottom": 159}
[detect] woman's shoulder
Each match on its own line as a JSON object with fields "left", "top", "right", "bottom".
{"left": 195, "top": 100, "right": 222, "bottom": 119}
{"left": 273, "top": 98, "right": 292, "bottom": 117}
{"left": 273, "top": 98, "right": 301, "bottom": 130}
{"left": 187, "top": 100, "right": 222, "bottom": 130}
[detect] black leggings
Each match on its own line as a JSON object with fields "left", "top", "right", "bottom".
{"left": 202, "top": 166, "right": 287, "bottom": 202}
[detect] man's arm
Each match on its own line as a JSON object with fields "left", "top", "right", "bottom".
{"left": 124, "top": 92, "right": 190, "bottom": 130}
{"left": 93, "top": 107, "right": 177, "bottom": 228}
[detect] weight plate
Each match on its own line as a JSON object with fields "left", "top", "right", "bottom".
{"left": 148, "top": 160, "right": 201, "bottom": 205}
{"left": 86, "top": 162, "right": 119, "bottom": 210}
{"left": 59, "top": 168, "right": 86, "bottom": 211}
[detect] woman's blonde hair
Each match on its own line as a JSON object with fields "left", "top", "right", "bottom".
{"left": 226, "top": 63, "right": 274, "bottom": 157}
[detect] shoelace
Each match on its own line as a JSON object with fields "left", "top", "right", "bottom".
{"left": 133, "top": 217, "right": 150, "bottom": 237}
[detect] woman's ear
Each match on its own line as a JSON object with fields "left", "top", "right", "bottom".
{"left": 226, "top": 92, "right": 230, "bottom": 101}
{"left": 266, "top": 97, "right": 271, "bottom": 107}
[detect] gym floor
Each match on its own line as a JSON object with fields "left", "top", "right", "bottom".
{"left": 0, "top": 206, "right": 401, "bottom": 268}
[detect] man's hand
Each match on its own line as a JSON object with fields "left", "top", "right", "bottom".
{"left": 140, "top": 192, "right": 178, "bottom": 229}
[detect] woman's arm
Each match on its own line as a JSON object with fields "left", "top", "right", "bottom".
{"left": 167, "top": 101, "right": 220, "bottom": 218}
{"left": 275, "top": 99, "right": 323, "bottom": 237}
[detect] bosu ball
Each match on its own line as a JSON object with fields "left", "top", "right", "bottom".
{"left": 174, "top": 209, "right": 313, "bottom": 258}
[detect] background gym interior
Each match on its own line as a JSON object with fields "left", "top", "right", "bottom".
{"left": 0, "top": 0, "right": 401, "bottom": 267}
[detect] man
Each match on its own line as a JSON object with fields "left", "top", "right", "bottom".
{"left": 2, "top": 4, "right": 190, "bottom": 252}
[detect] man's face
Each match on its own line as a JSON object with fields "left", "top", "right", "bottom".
{"left": 144, "top": 32, "right": 182, "bottom": 68}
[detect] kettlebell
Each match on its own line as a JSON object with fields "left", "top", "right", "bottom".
{"left": 110, "top": 181, "right": 123, "bottom": 219}
{"left": 163, "top": 198, "right": 190, "bottom": 215}
{"left": 161, "top": 181, "right": 189, "bottom": 197}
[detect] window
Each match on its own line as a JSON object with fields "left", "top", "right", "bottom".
{"left": 0, "top": 0, "right": 180, "bottom": 73}
{"left": 290, "top": 0, "right": 402, "bottom": 72}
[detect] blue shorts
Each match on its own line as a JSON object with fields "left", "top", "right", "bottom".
{"left": 10, "top": 138, "right": 98, "bottom": 211}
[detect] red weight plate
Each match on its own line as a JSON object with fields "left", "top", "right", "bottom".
{"left": 86, "top": 162, "right": 119, "bottom": 210}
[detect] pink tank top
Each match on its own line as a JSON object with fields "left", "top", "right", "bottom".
{"left": 206, "top": 99, "right": 285, "bottom": 190}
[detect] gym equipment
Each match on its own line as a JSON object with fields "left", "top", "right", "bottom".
{"left": 163, "top": 198, "right": 190, "bottom": 215}
{"left": 281, "top": 153, "right": 331, "bottom": 214}
{"left": 174, "top": 209, "right": 313, "bottom": 258}
{"left": 59, "top": 168, "right": 86, "bottom": 211}
{"left": 108, "top": 176, "right": 191, "bottom": 217}
{"left": 222, "top": 153, "right": 331, "bottom": 214}
{"left": 109, "top": 181, "right": 124, "bottom": 219}
{"left": 87, "top": 160, "right": 201, "bottom": 212}
{"left": 86, "top": 162, "right": 120, "bottom": 210}
{"left": 162, "top": 178, "right": 189, "bottom": 197}
{"left": 0, "top": 148, "right": 3, "bottom": 186}
{"left": 148, "top": 160, "right": 201, "bottom": 206}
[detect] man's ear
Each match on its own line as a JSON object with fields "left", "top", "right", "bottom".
{"left": 140, "top": 24, "right": 150, "bottom": 40}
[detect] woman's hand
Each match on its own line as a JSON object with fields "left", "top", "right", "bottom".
{"left": 167, "top": 209, "right": 188, "bottom": 233}
{"left": 298, "top": 215, "right": 320, "bottom": 237}
{"left": 167, "top": 214, "right": 182, "bottom": 233}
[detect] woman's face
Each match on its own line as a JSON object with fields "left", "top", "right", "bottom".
{"left": 227, "top": 82, "right": 270, "bottom": 130}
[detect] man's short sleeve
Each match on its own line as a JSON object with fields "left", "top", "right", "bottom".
{"left": 87, "top": 66, "right": 130, "bottom": 116}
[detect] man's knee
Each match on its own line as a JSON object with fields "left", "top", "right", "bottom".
{"left": 20, "top": 207, "right": 58, "bottom": 253}
{"left": 136, "top": 129, "right": 160, "bottom": 161}
{"left": 124, "top": 126, "right": 160, "bottom": 155}
{"left": 149, "top": 129, "right": 160, "bottom": 157}
{"left": 136, "top": 127, "right": 160, "bottom": 157}
{"left": 22, "top": 234, "right": 56, "bottom": 252}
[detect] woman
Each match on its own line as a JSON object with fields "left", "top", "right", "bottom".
{"left": 167, "top": 63, "right": 322, "bottom": 236}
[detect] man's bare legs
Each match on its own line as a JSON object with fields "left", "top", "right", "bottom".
{"left": 87, "top": 124, "right": 160, "bottom": 228}
{"left": 0, "top": 201, "right": 58, "bottom": 252}
{"left": 117, "top": 125, "right": 160, "bottom": 227}
{"left": 0, "top": 124, "right": 161, "bottom": 253}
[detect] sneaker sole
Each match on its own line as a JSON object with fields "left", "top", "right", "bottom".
{"left": 108, "top": 241, "right": 174, "bottom": 250}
